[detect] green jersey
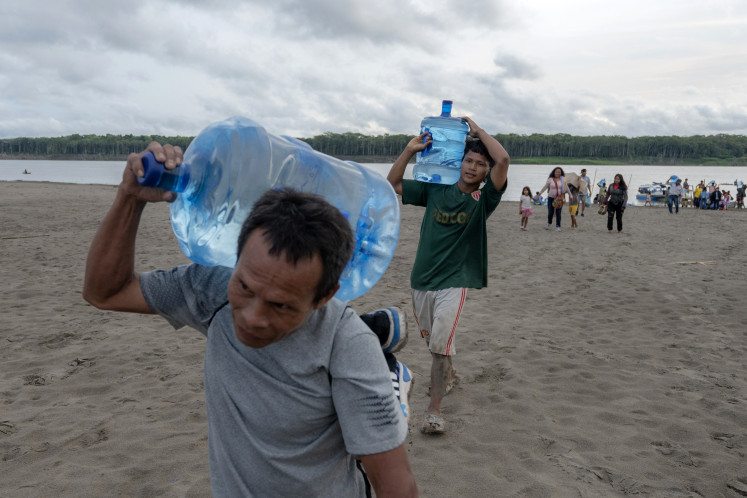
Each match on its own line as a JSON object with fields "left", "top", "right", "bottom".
{"left": 402, "top": 175, "right": 506, "bottom": 291}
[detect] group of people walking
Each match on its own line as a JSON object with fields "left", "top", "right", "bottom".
{"left": 520, "top": 167, "right": 629, "bottom": 233}
{"left": 660, "top": 178, "right": 744, "bottom": 212}
{"left": 693, "top": 181, "right": 744, "bottom": 210}
{"left": 523, "top": 169, "right": 744, "bottom": 234}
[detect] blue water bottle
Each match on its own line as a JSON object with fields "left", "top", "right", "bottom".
{"left": 412, "top": 100, "right": 469, "bottom": 184}
{"left": 138, "top": 116, "right": 400, "bottom": 302}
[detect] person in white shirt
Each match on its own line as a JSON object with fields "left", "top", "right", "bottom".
{"left": 668, "top": 178, "right": 686, "bottom": 214}
{"left": 519, "top": 186, "right": 534, "bottom": 230}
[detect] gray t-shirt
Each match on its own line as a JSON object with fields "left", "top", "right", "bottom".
{"left": 140, "top": 264, "right": 407, "bottom": 497}
{"left": 580, "top": 176, "right": 591, "bottom": 196}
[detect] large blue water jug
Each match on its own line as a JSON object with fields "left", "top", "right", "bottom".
{"left": 412, "top": 100, "right": 469, "bottom": 185}
{"left": 138, "top": 116, "right": 400, "bottom": 302}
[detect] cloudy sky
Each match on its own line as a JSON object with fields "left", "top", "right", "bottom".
{"left": 2, "top": 0, "right": 746, "bottom": 139}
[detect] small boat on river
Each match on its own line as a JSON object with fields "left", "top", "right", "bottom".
{"left": 636, "top": 175, "right": 678, "bottom": 203}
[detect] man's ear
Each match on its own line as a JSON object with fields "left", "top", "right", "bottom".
{"left": 313, "top": 282, "right": 340, "bottom": 310}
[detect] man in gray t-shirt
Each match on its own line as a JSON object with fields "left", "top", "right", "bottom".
{"left": 83, "top": 144, "right": 417, "bottom": 497}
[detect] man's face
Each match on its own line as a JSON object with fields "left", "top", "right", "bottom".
{"left": 460, "top": 151, "right": 490, "bottom": 187}
{"left": 227, "top": 230, "right": 333, "bottom": 348}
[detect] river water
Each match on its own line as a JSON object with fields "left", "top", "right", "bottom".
{"left": 2, "top": 159, "right": 745, "bottom": 205}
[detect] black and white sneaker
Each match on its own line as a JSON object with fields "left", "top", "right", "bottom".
{"left": 391, "top": 361, "right": 413, "bottom": 422}
{"left": 359, "top": 307, "right": 408, "bottom": 354}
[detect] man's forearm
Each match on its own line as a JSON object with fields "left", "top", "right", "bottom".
{"left": 475, "top": 129, "right": 509, "bottom": 168}
{"left": 82, "top": 188, "right": 149, "bottom": 311}
{"left": 360, "top": 444, "right": 418, "bottom": 497}
{"left": 387, "top": 149, "right": 414, "bottom": 195}
{"left": 476, "top": 129, "right": 509, "bottom": 188}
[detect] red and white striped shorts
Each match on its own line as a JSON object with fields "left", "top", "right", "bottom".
{"left": 411, "top": 287, "right": 466, "bottom": 356}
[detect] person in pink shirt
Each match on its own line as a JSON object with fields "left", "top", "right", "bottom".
{"left": 537, "top": 167, "right": 569, "bottom": 231}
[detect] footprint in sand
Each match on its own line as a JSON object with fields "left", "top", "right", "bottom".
{"left": 22, "top": 374, "right": 46, "bottom": 386}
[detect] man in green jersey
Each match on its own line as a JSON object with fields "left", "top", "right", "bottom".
{"left": 387, "top": 116, "right": 510, "bottom": 434}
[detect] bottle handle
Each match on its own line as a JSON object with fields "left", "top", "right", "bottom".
{"left": 421, "top": 127, "right": 432, "bottom": 157}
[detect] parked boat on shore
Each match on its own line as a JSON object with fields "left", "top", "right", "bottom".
{"left": 636, "top": 175, "right": 677, "bottom": 203}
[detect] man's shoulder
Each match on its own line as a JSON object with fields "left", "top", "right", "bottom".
{"left": 184, "top": 264, "right": 233, "bottom": 293}
{"left": 306, "top": 299, "right": 370, "bottom": 340}
{"left": 401, "top": 178, "right": 430, "bottom": 204}
{"left": 476, "top": 174, "right": 505, "bottom": 208}
{"left": 140, "top": 264, "right": 232, "bottom": 333}
{"left": 142, "top": 263, "right": 231, "bottom": 291}
{"left": 316, "top": 298, "right": 349, "bottom": 325}
{"left": 403, "top": 178, "right": 454, "bottom": 190}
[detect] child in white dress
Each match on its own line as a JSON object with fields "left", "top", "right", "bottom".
{"left": 520, "top": 186, "right": 534, "bottom": 231}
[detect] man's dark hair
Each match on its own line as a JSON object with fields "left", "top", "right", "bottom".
{"left": 463, "top": 139, "right": 495, "bottom": 167}
{"left": 237, "top": 188, "right": 354, "bottom": 303}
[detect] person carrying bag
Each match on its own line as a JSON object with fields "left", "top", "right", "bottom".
{"left": 538, "top": 167, "right": 567, "bottom": 231}
{"left": 604, "top": 173, "right": 628, "bottom": 232}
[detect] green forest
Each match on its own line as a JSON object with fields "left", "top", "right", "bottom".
{"left": 2, "top": 131, "right": 747, "bottom": 165}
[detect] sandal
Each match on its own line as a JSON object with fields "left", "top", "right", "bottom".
{"left": 421, "top": 413, "right": 445, "bottom": 434}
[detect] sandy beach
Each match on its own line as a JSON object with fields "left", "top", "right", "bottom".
{"left": 2, "top": 181, "right": 746, "bottom": 497}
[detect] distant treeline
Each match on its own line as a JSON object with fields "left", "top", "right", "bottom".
{"left": 2, "top": 132, "right": 747, "bottom": 164}
{"left": 494, "top": 133, "right": 747, "bottom": 164}
{"left": 300, "top": 132, "right": 747, "bottom": 165}
{"left": 0, "top": 134, "right": 194, "bottom": 159}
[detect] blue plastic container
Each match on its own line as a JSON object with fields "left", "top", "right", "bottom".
{"left": 412, "top": 100, "right": 469, "bottom": 184}
{"left": 138, "top": 116, "right": 400, "bottom": 302}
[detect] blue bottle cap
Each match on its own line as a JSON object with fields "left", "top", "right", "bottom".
{"left": 138, "top": 152, "right": 164, "bottom": 187}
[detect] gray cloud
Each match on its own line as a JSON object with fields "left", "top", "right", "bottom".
{"left": 493, "top": 54, "right": 540, "bottom": 80}
{"left": 2, "top": 0, "right": 747, "bottom": 140}
{"left": 264, "top": 0, "right": 512, "bottom": 45}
